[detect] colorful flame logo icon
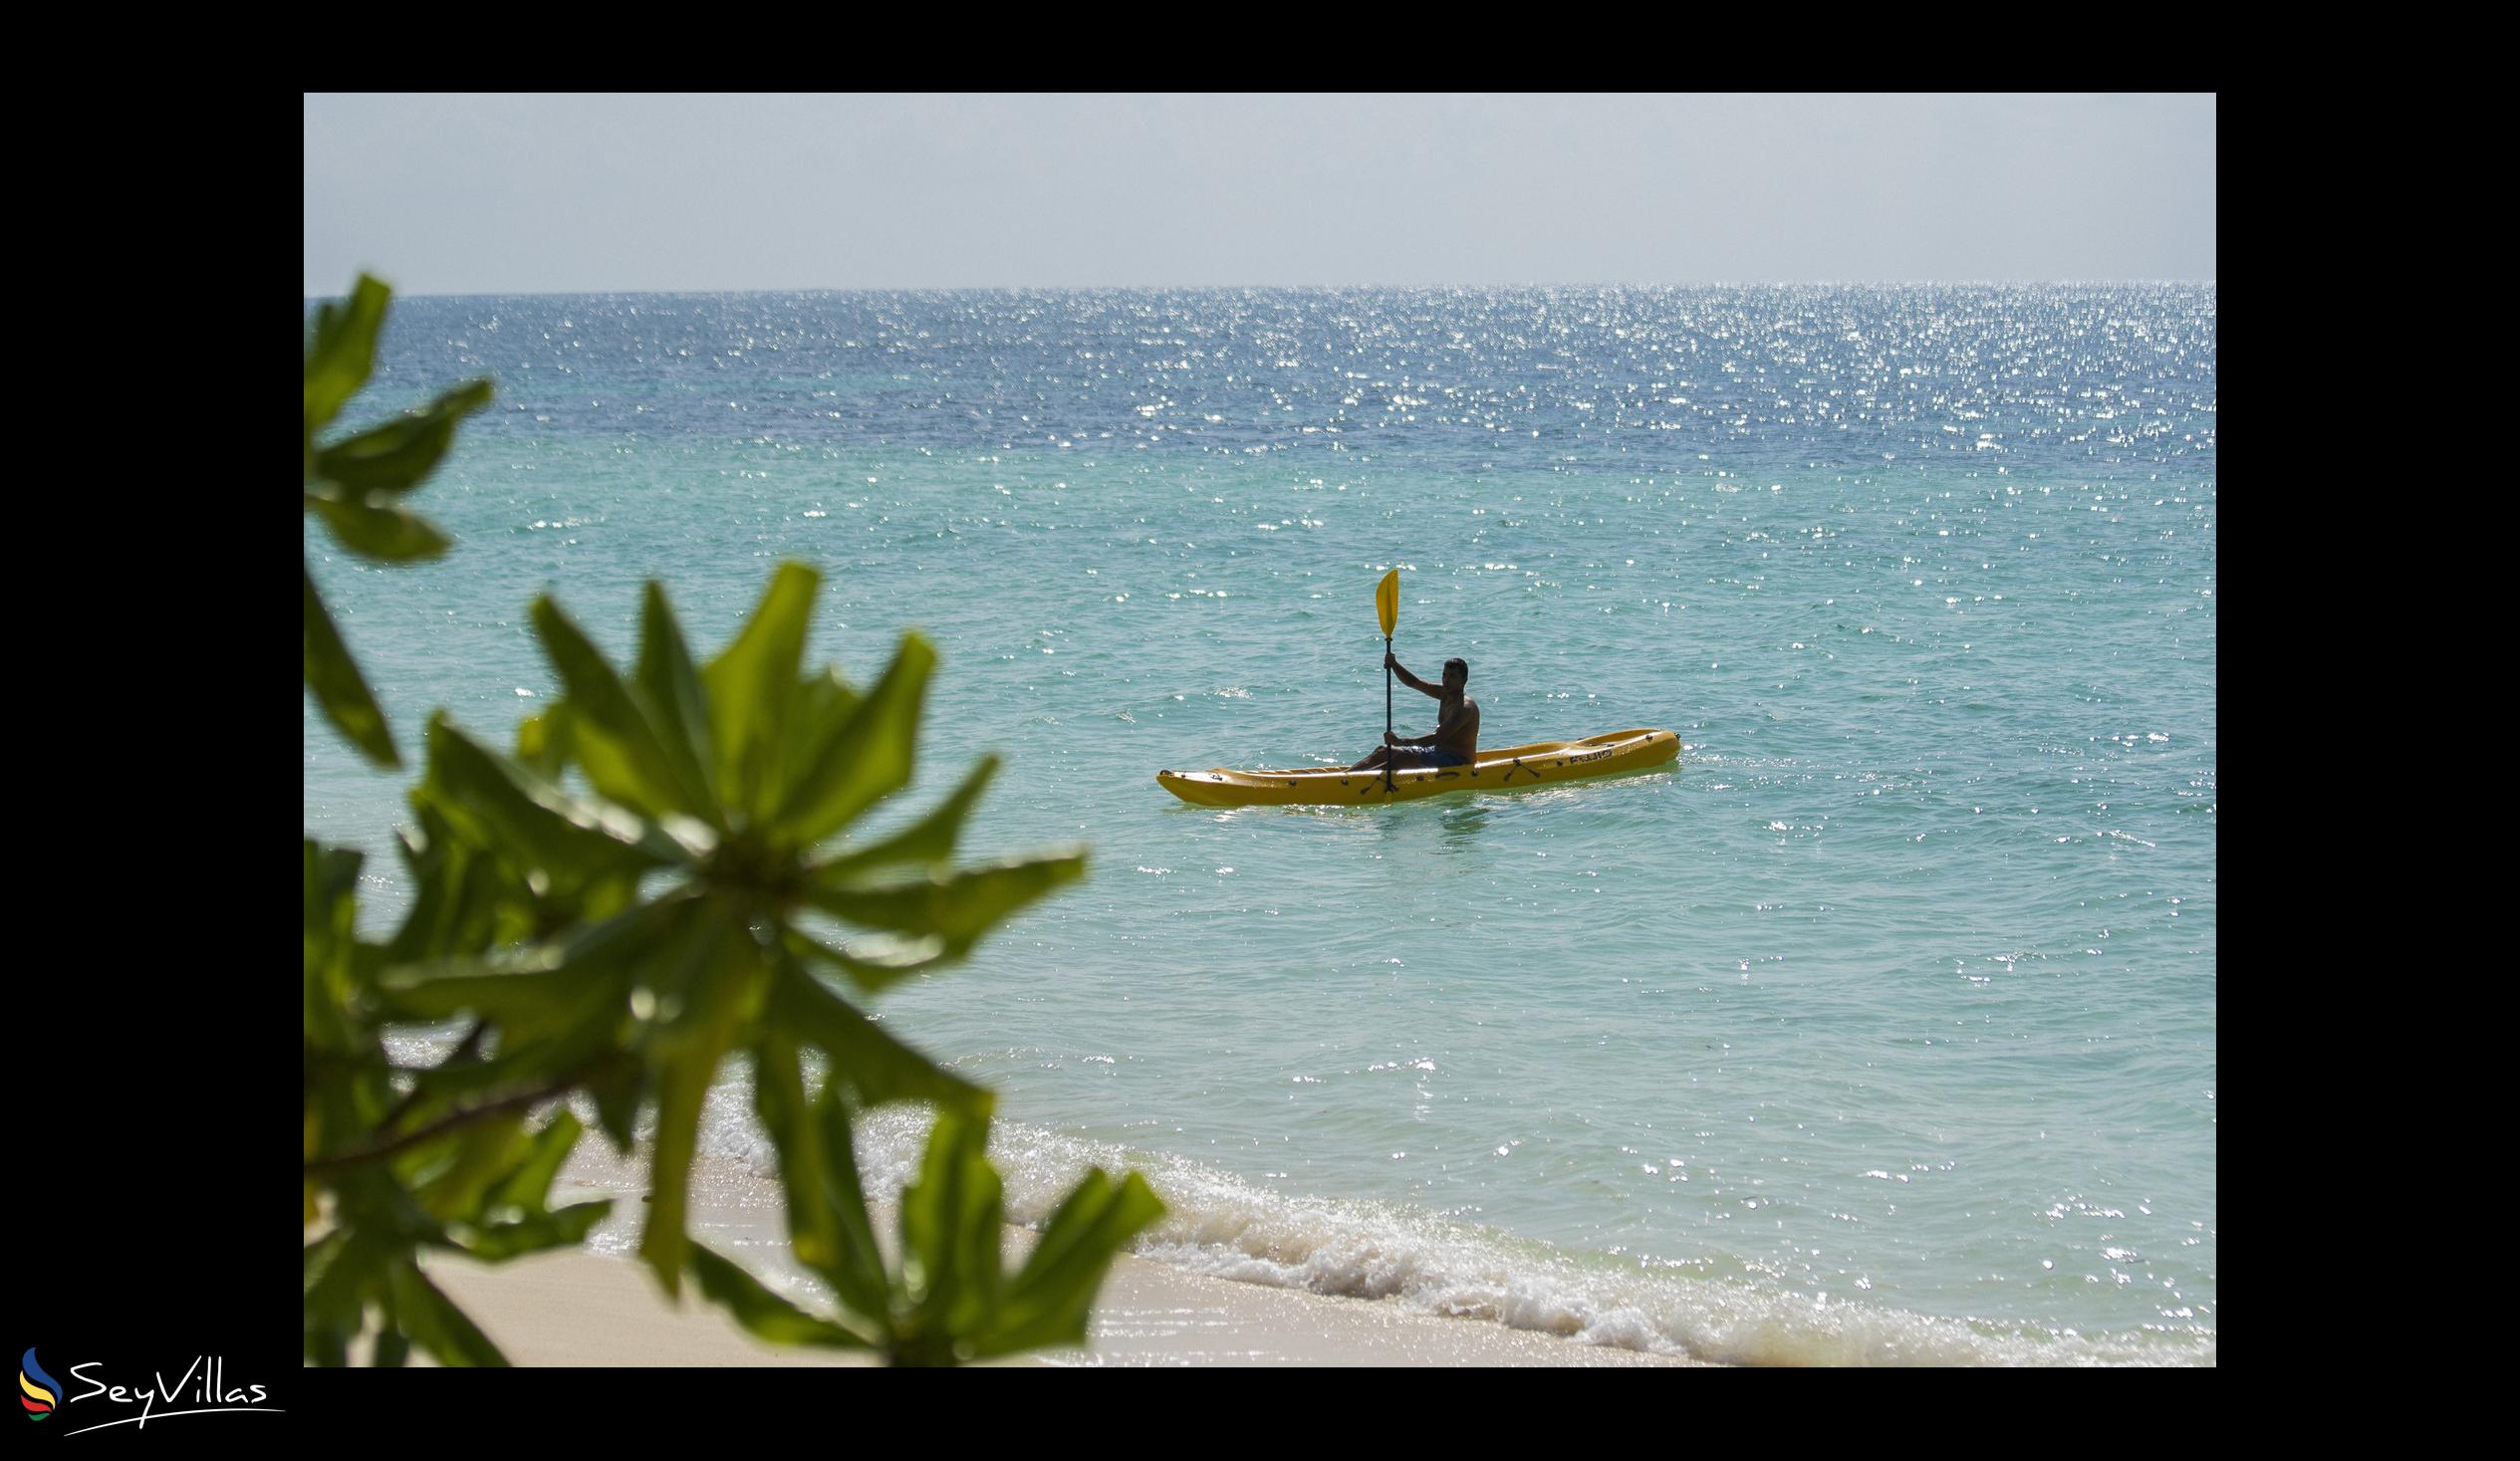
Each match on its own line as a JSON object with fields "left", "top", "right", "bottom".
{"left": 20, "top": 1348, "right": 60, "bottom": 1421}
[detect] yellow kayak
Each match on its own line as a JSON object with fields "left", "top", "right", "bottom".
{"left": 1157, "top": 729, "right": 1679, "bottom": 807}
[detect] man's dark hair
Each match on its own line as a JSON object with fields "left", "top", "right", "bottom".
{"left": 1443, "top": 657, "right": 1469, "bottom": 685}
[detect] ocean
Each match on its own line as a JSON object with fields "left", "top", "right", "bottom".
{"left": 305, "top": 285, "right": 2215, "bottom": 1365}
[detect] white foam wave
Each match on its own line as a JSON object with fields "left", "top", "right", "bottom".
{"left": 779, "top": 1104, "right": 2212, "bottom": 1368}
{"left": 452, "top": 1038, "right": 2207, "bottom": 1367}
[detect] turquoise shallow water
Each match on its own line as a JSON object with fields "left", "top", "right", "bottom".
{"left": 308, "top": 288, "right": 2214, "bottom": 1363}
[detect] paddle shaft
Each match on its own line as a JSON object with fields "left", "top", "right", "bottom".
{"left": 1375, "top": 569, "right": 1400, "bottom": 794}
{"left": 1384, "top": 634, "right": 1394, "bottom": 791}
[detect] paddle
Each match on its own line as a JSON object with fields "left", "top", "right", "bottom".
{"left": 1376, "top": 569, "right": 1399, "bottom": 792}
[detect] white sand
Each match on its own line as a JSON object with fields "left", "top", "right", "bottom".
{"left": 423, "top": 1242, "right": 1702, "bottom": 1367}
{"left": 415, "top": 1138, "right": 1707, "bottom": 1367}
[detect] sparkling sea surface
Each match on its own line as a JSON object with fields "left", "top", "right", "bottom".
{"left": 308, "top": 286, "right": 2214, "bottom": 1364}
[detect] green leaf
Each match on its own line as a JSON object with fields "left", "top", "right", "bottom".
{"left": 976, "top": 1169, "right": 1165, "bottom": 1357}
{"left": 379, "top": 959, "right": 604, "bottom": 1035}
{"left": 308, "top": 490, "right": 454, "bottom": 562}
{"left": 312, "top": 378, "right": 493, "bottom": 493}
{"left": 492, "top": 1110, "right": 587, "bottom": 1214}
{"left": 532, "top": 596, "right": 716, "bottom": 822}
{"left": 807, "top": 851, "right": 1087, "bottom": 959}
{"left": 305, "top": 1325, "right": 350, "bottom": 1369}
{"left": 626, "top": 894, "right": 749, "bottom": 1049}
{"left": 778, "top": 667, "right": 861, "bottom": 813}
{"left": 775, "top": 632, "right": 936, "bottom": 847}
{"left": 305, "top": 274, "right": 390, "bottom": 437}
{"left": 772, "top": 956, "right": 991, "bottom": 1114}
{"left": 589, "top": 1061, "right": 646, "bottom": 1153}
{"left": 304, "top": 841, "right": 378, "bottom": 1061}
{"left": 703, "top": 562, "right": 821, "bottom": 819}
{"left": 303, "top": 1229, "right": 382, "bottom": 1336}
{"left": 634, "top": 582, "right": 718, "bottom": 807}
{"left": 459, "top": 1117, "right": 616, "bottom": 1264}
{"left": 641, "top": 1044, "right": 711, "bottom": 1298}
{"left": 457, "top": 1200, "right": 613, "bottom": 1262}
{"left": 785, "top": 926, "right": 944, "bottom": 998}
{"left": 515, "top": 707, "right": 571, "bottom": 780}
{"left": 373, "top": 1326, "right": 410, "bottom": 1368}
{"left": 687, "top": 1245, "right": 882, "bottom": 1349}
{"left": 817, "top": 754, "right": 1000, "bottom": 880}
{"left": 385, "top": 803, "right": 523, "bottom": 965}
{"left": 305, "top": 1327, "right": 351, "bottom": 1369}
{"left": 380, "top": 891, "right": 682, "bottom": 1036}
{"left": 408, "top": 1115, "right": 531, "bottom": 1221}
{"left": 386, "top": 1261, "right": 508, "bottom": 1367}
{"left": 811, "top": 1082, "right": 897, "bottom": 1324}
{"left": 898, "top": 1108, "right": 1002, "bottom": 1343}
{"left": 751, "top": 1042, "right": 891, "bottom": 1336}
{"left": 635, "top": 911, "right": 753, "bottom": 1296}
{"left": 305, "top": 560, "right": 399, "bottom": 768}
{"left": 420, "top": 713, "right": 690, "bottom": 881}
{"left": 754, "top": 1037, "right": 842, "bottom": 1283}
{"left": 303, "top": 839, "right": 365, "bottom": 982}
{"left": 378, "top": 1036, "right": 574, "bottom": 1129}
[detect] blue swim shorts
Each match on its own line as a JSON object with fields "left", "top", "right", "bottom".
{"left": 1386, "top": 746, "right": 1470, "bottom": 770}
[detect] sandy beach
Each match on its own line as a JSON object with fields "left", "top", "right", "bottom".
{"left": 423, "top": 1244, "right": 1704, "bottom": 1367}
{"left": 415, "top": 1139, "right": 1707, "bottom": 1367}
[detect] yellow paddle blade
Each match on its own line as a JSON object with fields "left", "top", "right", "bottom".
{"left": 1376, "top": 569, "right": 1399, "bottom": 638}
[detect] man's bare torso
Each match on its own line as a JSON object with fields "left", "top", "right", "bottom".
{"left": 1433, "top": 692, "right": 1481, "bottom": 762}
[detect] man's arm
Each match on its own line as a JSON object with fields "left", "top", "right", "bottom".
{"left": 1386, "top": 651, "right": 1443, "bottom": 698}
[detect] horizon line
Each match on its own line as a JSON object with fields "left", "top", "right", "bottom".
{"left": 307, "top": 278, "right": 2221, "bottom": 301}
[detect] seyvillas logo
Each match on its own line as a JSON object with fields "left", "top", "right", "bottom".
{"left": 18, "top": 1350, "right": 281, "bottom": 1435}
{"left": 20, "top": 1349, "right": 60, "bottom": 1421}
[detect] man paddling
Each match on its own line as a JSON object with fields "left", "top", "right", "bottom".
{"left": 1352, "top": 653, "right": 1479, "bottom": 771}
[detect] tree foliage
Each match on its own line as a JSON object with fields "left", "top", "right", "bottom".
{"left": 303, "top": 275, "right": 1160, "bottom": 1366}
{"left": 304, "top": 275, "right": 492, "bottom": 767}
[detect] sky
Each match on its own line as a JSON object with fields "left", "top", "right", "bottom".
{"left": 304, "top": 93, "right": 2215, "bottom": 295}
